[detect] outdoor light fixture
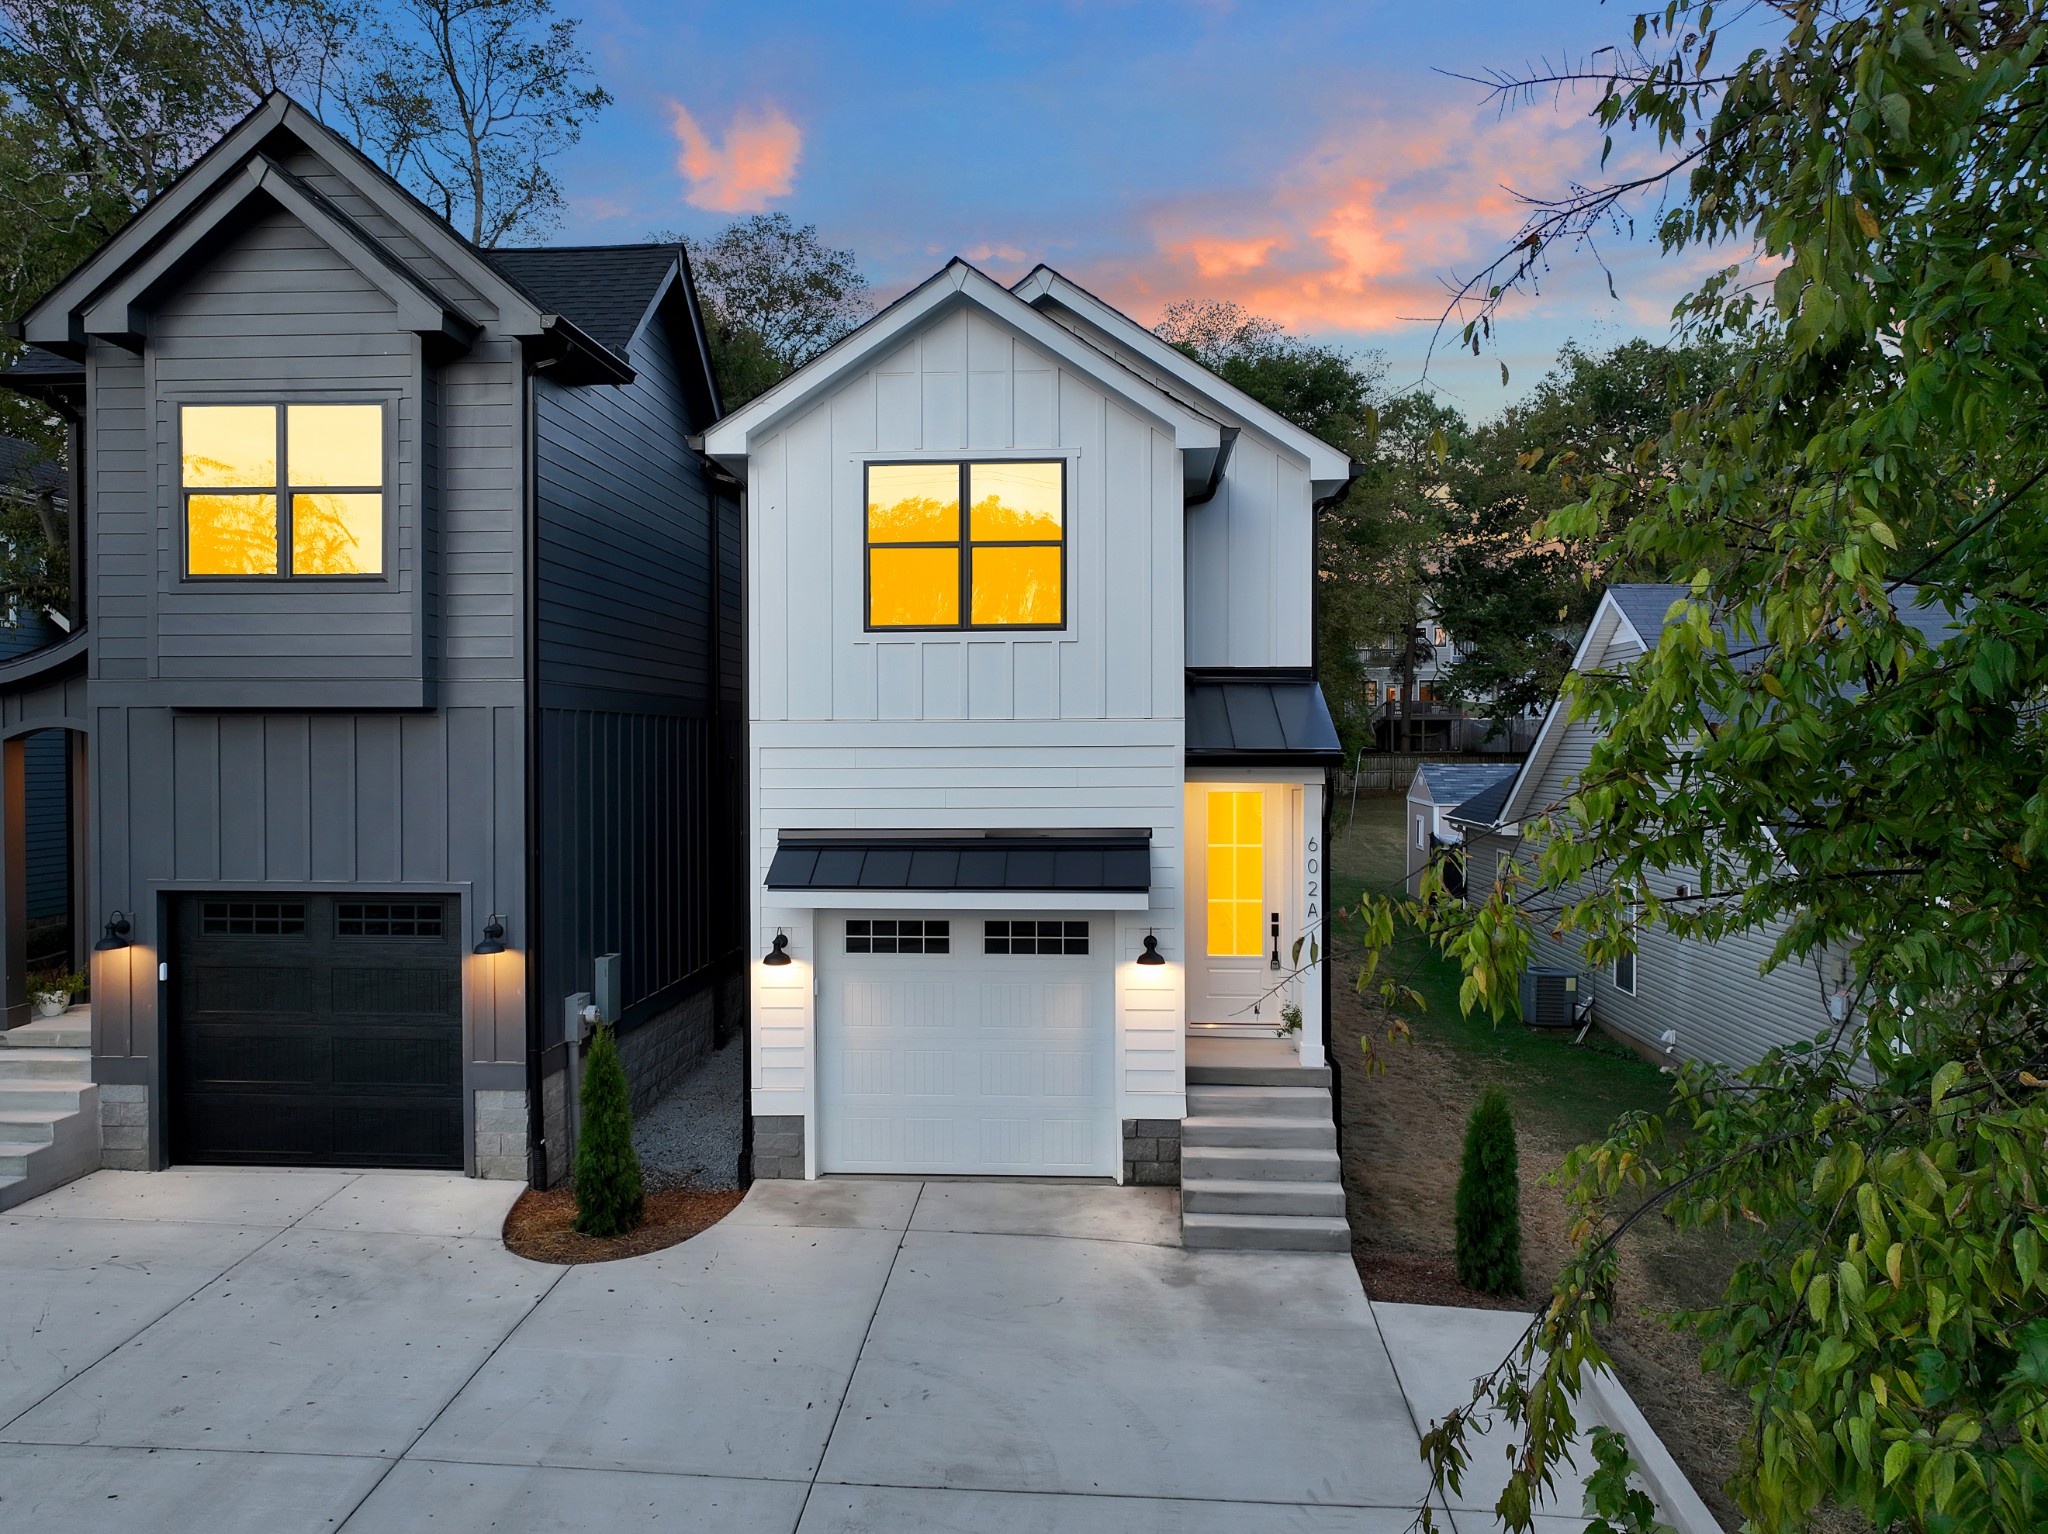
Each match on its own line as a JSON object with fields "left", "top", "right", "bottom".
{"left": 473, "top": 915, "right": 507, "bottom": 956}
{"left": 763, "top": 931, "right": 793, "bottom": 966}
{"left": 1136, "top": 932, "right": 1166, "bottom": 966}
{"left": 93, "top": 911, "right": 132, "bottom": 952}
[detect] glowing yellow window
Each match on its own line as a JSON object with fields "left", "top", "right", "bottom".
{"left": 865, "top": 460, "right": 1063, "bottom": 629}
{"left": 181, "top": 403, "right": 385, "bottom": 578}
{"left": 1206, "top": 790, "right": 1265, "bottom": 957}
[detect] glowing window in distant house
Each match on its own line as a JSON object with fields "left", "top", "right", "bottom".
{"left": 182, "top": 403, "right": 385, "bottom": 577}
{"left": 865, "top": 460, "right": 1063, "bottom": 629}
{"left": 1206, "top": 790, "right": 1264, "bottom": 957}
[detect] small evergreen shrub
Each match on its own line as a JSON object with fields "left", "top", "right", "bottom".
{"left": 574, "top": 1023, "right": 645, "bottom": 1237}
{"left": 1454, "top": 1086, "right": 1523, "bottom": 1296}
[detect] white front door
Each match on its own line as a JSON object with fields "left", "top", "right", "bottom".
{"left": 816, "top": 912, "right": 1116, "bottom": 1176}
{"left": 1186, "top": 783, "right": 1291, "bottom": 1027}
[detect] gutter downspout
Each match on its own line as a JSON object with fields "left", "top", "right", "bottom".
{"left": 1309, "top": 460, "right": 1363, "bottom": 1114}
{"left": 521, "top": 363, "right": 547, "bottom": 1187}
{"left": 1183, "top": 426, "right": 1239, "bottom": 508}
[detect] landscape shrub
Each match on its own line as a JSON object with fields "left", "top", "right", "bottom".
{"left": 574, "top": 1023, "right": 645, "bottom": 1237}
{"left": 1453, "top": 1086, "right": 1522, "bottom": 1296}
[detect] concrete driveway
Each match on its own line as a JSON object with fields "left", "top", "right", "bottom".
{"left": 0, "top": 1169, "right": 1615, "bottom": 1533}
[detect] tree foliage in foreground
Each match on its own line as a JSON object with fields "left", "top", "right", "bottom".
{"left": 1378, "top": 4, "right": 2048, "bottom": 1531}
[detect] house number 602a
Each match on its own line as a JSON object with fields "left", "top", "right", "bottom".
{"left": 1305, "top": 834, "right": 1321, "bottom": 927}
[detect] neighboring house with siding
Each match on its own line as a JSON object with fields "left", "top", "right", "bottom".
{"left": 1403, "top": 760, "right": 1517, "bottom": 898}
{"left": 0, "top": 93, "right": 742, "bottom": 1209}
{"left": 705, "top": 260, "right": 1357, "bottom": 1249}
{"left": 1449, "top": 584, "right": 1864, "bottom": 1070}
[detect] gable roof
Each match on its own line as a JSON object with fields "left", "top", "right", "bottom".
{"left": 700, "top": 258, "right": 1224, "bottom": 490}
{"left": 485, "top": 244, "right": 681, "bottom": 356}
{"left": 10, "top": 92, "right": 683, "bottom": 389}
{"left": 1413, "top": 760, "right": 1518, "bottom": 810}
{"left": 1476, "top": 581, "right": 1970, "bottom": 832}
{"left": 1010, "top": 265, "right": 1356, "bottom": 494}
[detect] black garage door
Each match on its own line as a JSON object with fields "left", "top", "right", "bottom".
{"left": 172, "top": 893, "right": 464, "bottom": 1168}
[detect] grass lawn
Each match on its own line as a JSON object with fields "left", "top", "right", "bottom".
{"left": 1330, "top": 791, "right": 1673, "bottom": 1145}
{"left": 1331, "top": 790, "right": 1755, "bottom": 1526}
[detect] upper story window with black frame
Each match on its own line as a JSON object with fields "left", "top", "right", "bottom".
{"left": 180, "top": 403, "right": 386, "bottom": 579}
{"left": 865, "top": 460, "right": 1064, "bottom": 630}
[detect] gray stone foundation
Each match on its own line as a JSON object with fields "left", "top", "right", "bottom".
{"left": 752, "top": 1114, "right": 805, "bottom": 1178}
{"left": 100, "top": 1083, "right": 147, "bottom": 1170}
{"left": 538, "top": 1064, "right": 570, "bottom": 1188}
{"left": 1123, "top": 1118, "right": 1182, "bottom": 1186}
{"left": 617, "top": 985, "right": 717, "bottom": 1119}
{"left": 474, "top": 1089, "right": 529, "bottom": 1181}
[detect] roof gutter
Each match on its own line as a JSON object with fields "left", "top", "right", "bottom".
{"left": 1183, "top": 425, "right": 1240, "bottom": 507}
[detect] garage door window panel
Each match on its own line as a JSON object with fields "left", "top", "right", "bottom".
{"left": 846, "top": 918, "right": 951, "bottom": 954}
{"left": 985, "top": 919, "right": 1089, "bottom": 955}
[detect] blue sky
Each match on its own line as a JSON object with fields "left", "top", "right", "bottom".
{"left": 554, "top": 1, "right": 1726, "bottom": 415}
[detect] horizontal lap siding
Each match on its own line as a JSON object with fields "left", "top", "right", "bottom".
{"left": 145, "top": 210, "right": 422, "bottom": 686}
{"left": 534, "top": 299, "right": 739, "bottom": 1037}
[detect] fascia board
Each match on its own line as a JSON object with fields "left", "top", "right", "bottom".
{"left": 702, "top": 260, "right": 1220, "bottom": 465}
{"left": 80, "top": 158, "right": 478, "bottom": 348}
{"left": 1499, "top": 591, "right": 1629, "bottom": 826}
{"left": 1014, "top": 266, "right": 1353, "bottom": 486}
{"left": 268, "top": 99, "right": 547, "bottom": 331}
{"left": 21, "top": 94, "right": 296, "bottom": 349}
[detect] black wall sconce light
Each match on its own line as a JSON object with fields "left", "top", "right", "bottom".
{"left": 93, "top": 911, "right": 132, "bottom": 952}
{"left": 1136, "top": 931, "right": 1166, "bottom": 966}
{"left": 473, "top": 915, "right": 507, "bottom": 955}
{"left": 762, "top": 931, "right": 793, "bottom": 966}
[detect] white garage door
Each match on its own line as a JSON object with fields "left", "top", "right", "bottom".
{"left": 818, "top": 912, "right": 1116, "bottom": 1176}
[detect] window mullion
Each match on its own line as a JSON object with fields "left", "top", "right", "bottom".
{"left": 958, "top": 460, "right": 971, "bottom": 632}
{"left": 276, "top": 406, "right": 292, "bottom": 579}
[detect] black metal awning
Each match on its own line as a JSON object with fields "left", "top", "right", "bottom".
{"left": 1185, "top": 668, "right": 1342, "bottom": 764}
{"left": 766, "top": 834, "right": 1152, "bottom": 893}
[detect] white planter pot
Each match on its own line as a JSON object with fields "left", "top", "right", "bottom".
{"left": 32, "top": 993, "right": 70, "bottom": 1018}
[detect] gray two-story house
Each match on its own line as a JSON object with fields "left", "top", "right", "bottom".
{"left": 0, "top": 93, "right": 743, "bottom": 1206}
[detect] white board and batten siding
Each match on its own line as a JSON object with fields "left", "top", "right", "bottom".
{"left": 747, "top": 303, "right": 1190, "bottom": 1168}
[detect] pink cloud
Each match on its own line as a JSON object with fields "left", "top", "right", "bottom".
{"left": 1092, "top": 106, "right": 1649, "bottom": 340}
{"left": 669, "top": 101, "right": 802, "bottom": 213}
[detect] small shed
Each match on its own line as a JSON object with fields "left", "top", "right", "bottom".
{"left": 1404, "top": 762, "right": 1519, "bottom": 898}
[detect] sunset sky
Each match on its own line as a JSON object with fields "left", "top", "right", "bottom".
{"left": 558, "top": 1, "right": 1745, "bottom": 413}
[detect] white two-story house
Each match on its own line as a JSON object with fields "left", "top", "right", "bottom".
{"left": 704, "top": 262, "right": 1354, "bottom": 1244}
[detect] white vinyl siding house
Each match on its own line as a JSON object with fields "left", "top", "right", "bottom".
{"left": 707, "top": 260, "right": 1351, "bottom": 1182}
{"left": 1452, "top": 585, "right": 1856, "bottom": 1071}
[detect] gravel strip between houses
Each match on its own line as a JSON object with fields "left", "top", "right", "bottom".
{"left": 633, "top": 1039, "right": 744, "bottom": 1191}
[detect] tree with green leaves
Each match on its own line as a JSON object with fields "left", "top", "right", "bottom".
{"left": 573, "top": 1023, "right": 644, "bottom": 1238}
{"left": 1431, "top": 339, "right": 1735, "bottom": 726}
{"left": 1378, "top": 5, "right": 2048, "bottom": 1531}
{"left": 1454, "top": 1087, "right": 1524, "bottom": 1297}
{"left": 653, "top": 213, "right": 872, "bottom": 409}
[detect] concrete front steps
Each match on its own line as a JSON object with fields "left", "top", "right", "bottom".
{"left": 0, "top": 1010, "right": 99, "bottom": 1212}
{"left": 1181, "top": 1038, "right": 1350, "bottom": 1253}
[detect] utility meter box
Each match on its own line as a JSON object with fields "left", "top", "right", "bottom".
{"left": 593, "top": 953, "right": 621, "bottom": 1026}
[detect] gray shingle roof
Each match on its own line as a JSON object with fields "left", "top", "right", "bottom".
{"left": 1445, "top": 773, "right": 1516, "bottom": 830}
{"left": 483, "top": 244, "right": 680, "bottom": 357}
{"left": 1414, "top": 761, "right": 1518, "bottom": 809}
{"left": 0, "top": 435, "right": 65, "bottom": 499}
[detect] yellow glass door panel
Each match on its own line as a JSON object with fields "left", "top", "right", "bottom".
{"left": 1205, "top": 789, "right": 1265, "bottom": 957}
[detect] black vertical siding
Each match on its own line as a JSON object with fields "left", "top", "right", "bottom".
{"left": 533, "top": 288, "right": 738, "bottom": 1042}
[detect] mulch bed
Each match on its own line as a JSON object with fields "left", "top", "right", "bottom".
{"left": 503, "top": 1186, "right": 745, "bottom": 1264}
{"left": 1355, "top": 1246, "right": 1538, "bottom": 1314}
